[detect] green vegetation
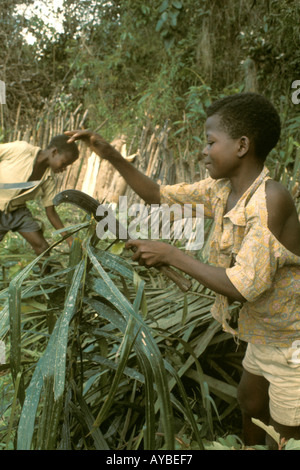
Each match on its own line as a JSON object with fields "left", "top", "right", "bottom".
{"left": 1, "top": 201, "right": 299, "bottom": 450}
{"left": 0, "top": 206, "right": 232, "bottom": 450}
{"left": 0, "top": 0, "right": 300, "bottom": 451}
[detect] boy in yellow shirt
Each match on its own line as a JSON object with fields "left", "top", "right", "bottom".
{"left": 0, "top": 134, "right": 78, "bottom": 255}
{"left": 66, "top": 93, "right": 300, "bottom": 447}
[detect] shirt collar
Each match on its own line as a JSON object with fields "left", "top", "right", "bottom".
{"left": 217, "top": 166, "right": 270, "bottom": 226}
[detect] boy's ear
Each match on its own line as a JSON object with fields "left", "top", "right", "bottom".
{"left": 50, "top": 147, "right": 58, "bottom": 156}
{"left": 237, "top": 136, "right": 250, "bottom": 158}
{"left": 47, "top": 147, "right": 58, "bottom": 161}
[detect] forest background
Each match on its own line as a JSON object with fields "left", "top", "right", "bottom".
{"left": 0, "top": 0, "right": 300, "bottom": 451}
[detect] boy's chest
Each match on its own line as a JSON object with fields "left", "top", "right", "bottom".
{"left": 225, "top": 192, "right": 240, "bottom": 214}
{"left": 209, "top": 193, "right": 247, "bottom": 267}
{"left": 28, "top": 163, "right": 47, "bottom": 181}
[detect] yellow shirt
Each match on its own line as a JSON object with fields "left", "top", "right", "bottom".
{"left": 0, "top": 141, "right": 57, "bottom": 212}
{"left": 160, "top": 167, "right": 300, "bottom": 347}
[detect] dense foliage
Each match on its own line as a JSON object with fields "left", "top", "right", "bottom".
{"left": 1, "top": 0, "right": 300, "bottom": 137}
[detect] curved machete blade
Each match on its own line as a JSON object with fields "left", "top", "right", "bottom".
{"left": 53, "top": 189, "right": 100, "bottom": 219}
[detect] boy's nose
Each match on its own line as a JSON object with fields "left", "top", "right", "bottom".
{"left": 202, "top": 145, "right": 208, "bottom": 157}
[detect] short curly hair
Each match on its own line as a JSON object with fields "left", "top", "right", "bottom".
{"left": 206, "top": 93, "right": 281, "bottom": 161}
{"left": 47, "top": 134, "right": 79, "bottom": 161}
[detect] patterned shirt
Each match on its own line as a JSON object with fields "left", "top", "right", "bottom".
{"left": 160, "top": 167, "right": 300, "bottom": 347}
{"left": 0, "top": 141, "right": 57, "bottom": 212}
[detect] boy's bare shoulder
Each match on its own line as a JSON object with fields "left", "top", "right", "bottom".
{"left": 265, "top": 179, "right": 300, "bottom": 254}
{"left": 265, "top": 179, "right": 295, "bottom": 212}
{"left": 266, "top": 179, "right": 294, "bottom": 205}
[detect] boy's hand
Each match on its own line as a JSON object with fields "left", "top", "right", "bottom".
{"left": 65, "top": 130, "right": 118, "bottom": 160}
{"left": 125, "top": 239, "right": 175, "bottom": 267}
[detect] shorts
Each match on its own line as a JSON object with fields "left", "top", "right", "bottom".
{"left": 243, "top": 342, "right": 300, "bottom": 426}
{"left": 0, "top": 206, "right": 41, "bottom": 241}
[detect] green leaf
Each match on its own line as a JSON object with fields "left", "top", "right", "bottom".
{"left": 86, "top": 243, "right": 175, "bottom": 450}
{"left": 284, "top": 439, "right": 300, "bottom": 450}
{"left": 8, "top": 247, "right": 55, "bottom": 401}
{"left": 110, "top": 241, "right": 125, "bottom": 255}
{"left": 161, "top": 11, "right": 168, "bottom": 22}
{"left": 251, "top": 418, "right": 281, "bottom": 445}
{"left": 94, "top": 249, "right": 134, "bottom": 282}
{"left": 159, "top": 0, "right": 169, "bottom": 13}
{"left": 75, "top": 386, "right": 109, "bottom": 450}
{"left": 156, "top": 17, "right": 165, "bottom": 32}
{"left": 172, "top": 0, "right": 182, "bottom": 9}
{"left": 17, "top": 261, "right": 85, "bottom": 450}
{"left": 93, "top": 315, "right": 137, "bottom": 427}
{"left": 169, "top": 11, "right": 178, "bottom": 27}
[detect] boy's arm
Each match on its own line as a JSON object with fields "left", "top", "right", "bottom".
{"left": 265, "top": 179, "right": 300, "bottom": 256}
{"left": 65, "top": 130, "right": 160, "bottom": 205}
{"left": 125, "top": 239, "right": 246, "bottom": 302}
{"left": 45, "top": 205, "right": 73, "bottom": 248}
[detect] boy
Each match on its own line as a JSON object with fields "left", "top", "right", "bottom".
{"left": 0, "top": 135, "right": 79, "bottom": 255}
{"left": 65, "top": 92, "right": 300, "bottom": 447}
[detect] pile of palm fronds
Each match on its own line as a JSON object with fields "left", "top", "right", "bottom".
{"left": 1, "top": 109, "right": 299, "bottom": 450}
{"left": 0, "top": 214, "right": 242, "bottom": 450}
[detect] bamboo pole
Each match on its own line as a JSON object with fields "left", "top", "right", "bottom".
{"left": 13, "top": 103, "right": 22, "bottom": 141}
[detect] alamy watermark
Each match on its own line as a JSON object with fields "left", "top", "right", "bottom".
{"left": 95, "top": 196, "right": 204, "bottom": 250}
{"left": 0, "top": 340, "right": 5, "bottom": 364}
{"left": 291, "top": 80, "right": 300, "bottom": 105}
{"left": 0, "top": 80, "right": 6, "bottom": 105}
{"left": 291, "top": 340, "right": 300, "bottom": 364}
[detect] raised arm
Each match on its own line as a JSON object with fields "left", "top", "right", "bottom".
{"left": 65, "top": 130, "right": 160, "bottom": 205}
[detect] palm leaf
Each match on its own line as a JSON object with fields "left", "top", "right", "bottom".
{"left": 86, "top": 242, "right": 175, "bottom": 449}
{"left": 17, "top": 260, "right": 85, "bottom": 449}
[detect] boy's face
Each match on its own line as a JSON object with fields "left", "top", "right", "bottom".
{"left": 202, "top": 115, "right": 242, "bottom": 180}
{"left": 49, "top": 149, "right": 78, "bottom": 174}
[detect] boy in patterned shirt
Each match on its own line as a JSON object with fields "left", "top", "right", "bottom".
{"left": 66, "top": 93, "right": 300, "bottom": 447}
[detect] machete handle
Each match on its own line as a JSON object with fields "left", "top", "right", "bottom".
{"left": 53, "top": 189, "right": 192, "bottom": 292}
{"left": 157, "top": 265, "right": 192, "bottom": 292}
{"left": 128, "top": 244, "right": 192, "bottom": 292}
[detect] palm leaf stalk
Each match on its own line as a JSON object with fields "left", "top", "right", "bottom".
{"left": 0, "top": 215, "right": 240, "bottom": 450}
{"left": 16, "top": 259, "right": 85, "bottom": 449}
{"left": 86, "top": 242, "right": 175, "bottom": 450}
